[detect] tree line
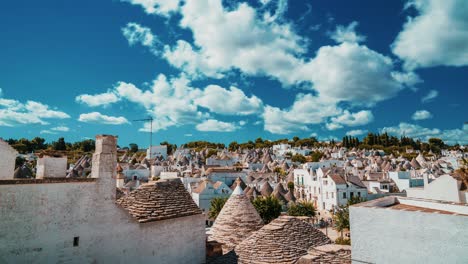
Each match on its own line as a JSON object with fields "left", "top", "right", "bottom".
{"left": 4, "top": 137, "right": 95, "bottom": 154}
{"left": 342, "top": 132, "right": 451, "bottom": 154}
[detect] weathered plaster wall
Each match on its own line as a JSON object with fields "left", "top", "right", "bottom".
{"left": 36, "top": 156, "right": 67, "bottom": 178}
{"left": 0, "top": 141, "right": 17, "bottom": 180}
{"left": 350, "top": 206, "right": 468, "bottom": 264}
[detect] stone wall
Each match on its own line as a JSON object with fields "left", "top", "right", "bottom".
{"left": 36, "top": 156, "right": 67, "bottom": 178}
{"left": 0, "top": 140, "right": 17, "bottom": 180}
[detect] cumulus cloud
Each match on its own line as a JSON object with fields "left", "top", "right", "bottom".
{"left": 75, "top": 91, "right": 119, "bottom": 107}
{"left": 194, "top": 85, "right": 263, "bottom": 115}
{"left": 302, "top": 42, "right": 416, "bottom": 105}
{"left": 0, "top": 95, "right": 70, "bottom": 127}
{"left": 195, "top": 119, "right": 239, "bottom": 132}
{"left": 346, "top": 129, "right": 368, "bottom": 137}
{"left": 263, "top": 93, "right": 341, "bottom": 134}
{"left": 79, "top": 74, "right": 264, "bottom": 132}
{"left": 327, "top": 110, "right": 374, "bottom": 130}
{"left": 421, "top": 89, "right": 438, "bottom": 103}
{"left": 121, "top": 0, "right": 181, "bottom": 16}
{"left": 381, "top": 122, "right": 468, "bottom": 145}
{"left": 124, "top": 1, "right": 419, "bottom": 109}
{"left": 78, "top": 112, "right": 129, "bottom": 125}
{"left": 392, "top": 0, "right": 468, "bottom": 69}
{"left": 329, "top": 21, "right": 366, "bottom": 43}
{"left": 412, "top": 110, "right": 433, "bottom": 120}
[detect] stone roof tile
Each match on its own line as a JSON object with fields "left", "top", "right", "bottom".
{"left": 117, "top": 179, "right": 202, "bottom": 223}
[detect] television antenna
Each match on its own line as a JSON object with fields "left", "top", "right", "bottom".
{"left": 133, "top": 116, "right": 154, "bottom": 159}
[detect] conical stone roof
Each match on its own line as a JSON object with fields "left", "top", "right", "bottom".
{"left": 210, "top": 185, "right": 264, "bottom": 252}
{"left": 235, "top": 216, "right": 331, "bottom": 263}
{"left": 260, "top": 182, "right": 273, "bottom": 197}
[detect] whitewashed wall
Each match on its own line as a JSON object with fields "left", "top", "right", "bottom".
{"left": 0, "top": 141, "right": 17, "bottom": 180}
{"left": 350, "top": 205, "right": 468, "bottom": 264}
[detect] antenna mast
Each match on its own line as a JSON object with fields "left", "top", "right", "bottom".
{"left": 133, "top": 116, "right": 154, "bottom": 159}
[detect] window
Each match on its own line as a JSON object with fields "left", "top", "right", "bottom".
{"left": 318, "top": 187, "right": 321, "bottom": 194}
{"left": 350, "top": 192, "right": 354, "bottom": 199}
{"left": 323, "top": 180, "right": 328, "bottom": 185}
{"left": 326, "top": 192, "right": 329, "bottom": 199}
{"left": 331, "top": 192, "right": 334, "bottom": 199}
{"left": 301, "top": 177, "right": 304, "bottom": 185}
{"left": 73, "top": 237, "right": 79, "bottom": 247}
{"left": 358, "top": 192, "right": 361, "bottom": 197}
{"left": 343, "top": 192, "right": 347, "bottom": 199}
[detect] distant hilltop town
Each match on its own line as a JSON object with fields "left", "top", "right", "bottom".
{"left": 0, "top": 134, "right": 467, "bottom": 263}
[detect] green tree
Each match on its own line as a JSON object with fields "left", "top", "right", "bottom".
{"left": 53, "top": 137, "right": 66, "bottom": 151}
{"left": 208, "top": 197, "right": 228, "bottom": 220}
{"left": 287, "top": 202, "right": 316, "bottom": 217}
{"left": 333, "top": 205, "right": 349, "bottom": 239}
{"left": 310, "top": 151, "right": 323, "bottom": 162}
{"left": 252, "top": 196, "right": 282, "bottom": 224}
{"left": 287, "top": 181, "right": 294, "bottom": 192}
{"left": 228, "top": 141, "right": 239, "bottom": 151}
{"left": 129, "top": 143, "right": 139, "bottom": 153}
{"left": 291, "top": 154, "right": 306, "bottom": 163}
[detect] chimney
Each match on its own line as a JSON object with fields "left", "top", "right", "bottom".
{"left": 91, "top": 135, "right": 117, "bottom": 199}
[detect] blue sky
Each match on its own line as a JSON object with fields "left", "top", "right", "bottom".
{"left": 0, "top": 0, "right": 467, "bottom": 147}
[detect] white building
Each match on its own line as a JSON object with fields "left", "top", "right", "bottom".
{"left": 36, "top": 156, "right": 67, "bottom": 178}
{"left": 406, "top": 174, "right": 467, "bottom": 203}
{"left": 191, "top": 180, "right": 232, "bottom": 216}
{"left": 205, "top": 167, "right": 247, "bottom": 186}
{"left": 0, "top": 135, "right": 206, "bottom": 263}
{"left": 303, "top": 160, "right": 344, "bottom": 171}
{"left": 388, "top": 171, "right": 424, "bottom": 191}
{"left": 294, "top": 167, "right": 368, "bottom": 211}
{"left": 350, "top": 196, "right": 468, "bottom": 264}
{"left": 0, "top": 140, "right": 17, "bottom": 180}
{"left": 147, "top": 145, "right": 168, "bottom": 159}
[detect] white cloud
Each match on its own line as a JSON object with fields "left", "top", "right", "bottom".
{"left": 346, "top": 129, "right": 368, "bottom": 137}
{"left": 327, "top": 110, "right": 374, "bottom": 130}
{"left": 0, "top": 96, "right": 70, "bottom": 127}
{"left": 329, "top": 21, "right": 366, "bottom": 43}
{"left": 40, "top": 130, "right": 57, "bottom": 135}
{"left": 82, "top": 73, "right": 267, "bottom": 132}
{"left": 121, "top": 0, "right": 181, "bottom": 16}
{"left": 51, "top": 126, "right": 70, "bottom": 132}
{"left": 382, "top": 122, "right": 440, "bottom": 140}
{"left": 421, "top": 89, "right": 438, "bottom": 103}
{"left": 412, "top": 110, "right": 433, "bottom": 120}
{"left": 75, "top": 91, "right": 119, "bottom": 107}
{"left": 263, "top": 93, "right": 341, "bottom": 134}
{"left": 126, "top": 1, "right": 419, "bottom": 109}
{"left": 122, "top": 23, "right": 160, "bottom": 55}
{"left": 381, "top": 122, "right": 468, "bottom": 145}
{"left": 40, "top": 127, "right": 69, "bottom": 134}
{"left": 78, "top": 112, "right": 129, "bottom": 125}
{"left": 194, "top": 85, "right": 263, "bottom": 115}
{"left": 392, "top": 0, "right": 468, "bottom": 69}
{"left": 195, "top": 119, "right": 239, "bottom": 132}
{"left": 302, "top": 42, "right": 417, "bottom": 105}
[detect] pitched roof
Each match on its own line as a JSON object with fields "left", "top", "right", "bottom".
{"left": 235, "top": 216, "right": 331, "bottom": 263}
{"left": 328, "top": 174, "right": 347, "bottom": 185}
{"left": 210, "top": 186, "right": 263, "bottom": 251}
{"left": 116, "top": 179, "right": 202, "bottom": 223}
